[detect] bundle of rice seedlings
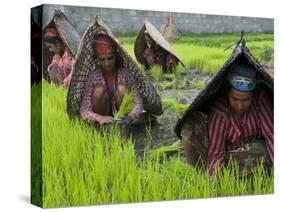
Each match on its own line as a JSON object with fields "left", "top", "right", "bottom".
{"left": 146, "top": 141, "right": 183, "bottom": 161}
{"left": 163, "top": 98, "right": 188, "bottom": 115}
{"left": 115, "top": 91, "right": 134, "bottom": 119}
{"left": 150, "top": 65, "right": 162, "bottom": 81}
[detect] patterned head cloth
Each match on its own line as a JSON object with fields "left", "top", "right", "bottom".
{"left": 227, "top": 63, "right": 258, "bottom": 92}
{"left": 92, "top": 33, "right": 116, "bottom": 56}
{"left": 44, "top": 27, "right": 59, "bottom": 38}
{"left": 44, "top": 27, "right": 61, "bottom": 44}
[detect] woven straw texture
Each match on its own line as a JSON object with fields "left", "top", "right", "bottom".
{"left": 134, "top": 20, "right": 182, "bottom": 65}
{"left": 67, "top": 16, "right": 164, "bottom": 117}
{"left": 174, "top": 39, "right": 274, "bottom": 138}
{"left": 43, "top": 10, "right": 81, "bottom": 78}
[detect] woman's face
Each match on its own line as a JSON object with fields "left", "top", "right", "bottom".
{"left": 97, "top": 51, "right": 116, "bottom": 72}
{"left": 228, "top": 88, "right": 253, "bottom": 115}
{"left": 144, "top": 34, "right": 154, "bottom": 47}
{"left": 45, "top": 41, "right": 65, "bottom": 55}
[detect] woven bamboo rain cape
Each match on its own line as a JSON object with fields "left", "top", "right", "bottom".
{"left": 174, "top": 38, "right": 273, "bottom": 138}
{"left": 67, "top": 16, "right": 164, "bottom": 117}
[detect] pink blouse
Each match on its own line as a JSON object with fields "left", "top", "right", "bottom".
{"left": 51, "top": 48, "right": 74, "bottom": 85}
{"left": 80, "top": 68, "right": 144, "bottom": 123}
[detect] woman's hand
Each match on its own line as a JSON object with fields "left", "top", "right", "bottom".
{"left": 95, "top": 114, "right": 114, "bottom": 124}
{"left": 63, "top": 77, "right": 70, "bottom": 86}
{"left": 48, "top": 63, "right": 60, "bottom": 72}
{"left": 143, "top": 48, "right": 155, "bottom": 67}
{"left": 146, "top": 54, "right": 155, "bottom": 67}
{"left": 166, "top": 54, "right": 178, "bottom": 69}
{"left": 115, "top": 115, "right": 134, "bottom": 125}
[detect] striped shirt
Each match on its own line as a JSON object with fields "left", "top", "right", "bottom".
{"left": 208, "top": 88, "right": 273, "bottom": 175}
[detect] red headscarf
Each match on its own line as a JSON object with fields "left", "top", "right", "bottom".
{"left": 92, "top": 33, "right": 116, "bottom": 55}
{"left": 92, "top": 33, "right": 124, "bottom": 68}
{"left": 44, "top": 27, "right": 59, "bottom": 38}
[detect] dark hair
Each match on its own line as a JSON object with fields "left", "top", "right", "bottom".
{"left": 44, "top": 36, "right": 62, "bottom": 44}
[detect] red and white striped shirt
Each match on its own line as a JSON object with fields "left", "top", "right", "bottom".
{"left": 208, "top": 88, "right": 273, "bottom": 175}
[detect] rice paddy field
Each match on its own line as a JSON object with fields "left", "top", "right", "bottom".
{"left": 31, "top": 33, "right": 274, "bottom": 208}
{"left": 120, "top": 32, "right": 274, "bottom": 74}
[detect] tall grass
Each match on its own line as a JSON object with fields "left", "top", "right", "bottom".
{"left": 162, "top": 98, "right": 187, "bottom": 116}
{"left": 31, "top": 81, "right": 42, "bottom": 206}
{"left": 32, "top": 81, "right": 273, "bottom": 208}
{"left": 32, "top": 30, "right": 275, "bottom": 208}
{"left": 118, "top": 32, "right": 274, "bottom": 74}
{"left": 150, "top": 65, "right": 163, "bottom": 81}
{"left": 173, "top": 43, "right": 229, "bottom": 74}
{"left": 177, "top": 32, "right": 273, "bottom": 48}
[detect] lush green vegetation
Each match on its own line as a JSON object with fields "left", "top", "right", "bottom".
{"left": 32, "top": 33, "right": 274, "bottom": 208}
{"left": 119, "top": 32, "right": 274, "bottom": 74}
{"left": 31, "top": 81, "right": 42, "bottom": 206}
{"left": 32, "top": 80, "right": 273, "bottom": 208}
{"left": 162, "top": 98, "right": 187, "bottom": 116}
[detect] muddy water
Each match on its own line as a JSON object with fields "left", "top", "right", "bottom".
{"left": 129, "top": 66, "right": 274, "bottom": 154}
{"left": 124, "top": 72, "right": 212, "bottom": 155}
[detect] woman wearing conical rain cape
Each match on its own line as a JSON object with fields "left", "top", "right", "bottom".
{"left": 67, "top": 16, "right": 163, "bottom": 125}
{"left": 43, "top": 10, "right": 81, "bottom": 86}
{"left": 134, "top": 20, "right": 184, "bottom": 73}
{"left": 175, "top": 35, "right": 273, "bottom": 176}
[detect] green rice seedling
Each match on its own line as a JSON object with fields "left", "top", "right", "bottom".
{"left": 172, "top": 103, "right": 187, "bottom": 116}
{"left": 119, "top": 33, "right": 273, "bottom": 75}
{"left": 162, "top": 73, "right": 176, "bottom": 81}
{"left": 115, "top": 91, "right": 134, "bottom": 119}
{"left": 210, "top": 158, "right": 274, "bottom": 197}
{"left": 162, "top": 98, "right": 175, "bottom": 107}
{"left": 146, "top": 141, "right": 183, "bottom": 161}
{"left": 31, "top": 81, "right": 43, "bottom": 206}
{"left": 189, "top": 80, "right": 206, "bottom": 89}
{"left": 161, "top": 80, "right": 186, "bottom": 90}
{"left": 215, "top": 160, "right": 242, "bottom": 196}
{"left": 33, "top": 32, "right": 274, "bottom": 208}
{"left": 150, "top": 65, "right": 163, "bottom": 81}
{"left": 160, "top": 82, "right": 173, "bottom": 90}
{"left": 162, "top": 98, "right": 188, "bottom": 116}
{"left": 175, "top": 44, "right": 229, "bottom": 74}
{"left": 118, "top": 42, "right": 136, "bottom": 61}
{"left": 178, "top": 32, "right": 273, "bottom": 49}
{"left": 251, "top": 160, "right": 274, "bottom": 194}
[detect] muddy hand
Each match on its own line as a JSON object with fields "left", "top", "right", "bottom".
{"left": 115, "top": 115, "right": 134, "bottom": 125}
{"left": 63, "top": 77, "right": 70, "bottom": 87}
{"left": 146, "top": 54, "right": 155, "bottom": 67}
{"left": 96, "top": 115, "right": 114, "bottom": 124}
